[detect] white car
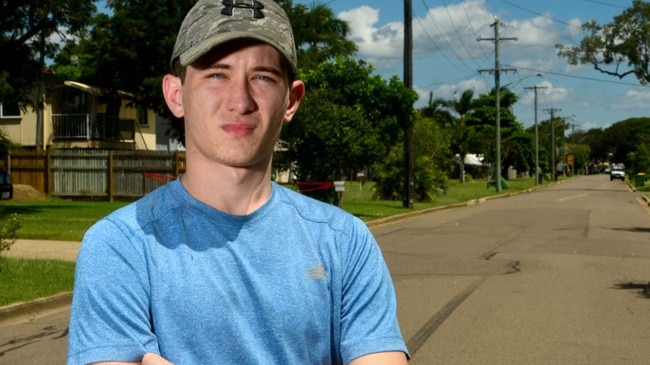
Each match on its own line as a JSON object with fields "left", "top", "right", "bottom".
{"left": 610, "top": 165, "right": 625, "bottom": 181}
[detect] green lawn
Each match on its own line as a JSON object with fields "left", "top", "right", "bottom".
{"left": 0, "top": 257, "right": 75, "bottom": 306}
{"left": 1, "top": 199, "right": 130, "bottom": 241}
{"left": 0, "top": 177, "right": 541, "bottom": 307}
{"left": 342, "top": 178, "right": 539, "bottom": 221}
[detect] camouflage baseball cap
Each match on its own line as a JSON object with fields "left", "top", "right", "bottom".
{"left": 171, "top": 0, "right": 297, "bottom": 74}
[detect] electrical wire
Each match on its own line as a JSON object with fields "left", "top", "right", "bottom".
{"left": 509, "top": 65, "right": 649, "bottom": 88}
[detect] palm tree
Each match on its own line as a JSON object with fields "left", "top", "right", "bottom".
{"left": 441, "top": 89, "right": 476, "bottom": 183}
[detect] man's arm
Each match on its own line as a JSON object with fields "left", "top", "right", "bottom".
{"left": 91, "top": 353, "right": 174, "bottom": 365}
{"left": 348, "top": 351, "right": 408, "bottom": 365}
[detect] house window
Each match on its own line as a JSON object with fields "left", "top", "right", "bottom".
{"left": 137, "top": 106, "right": 149, "bottom": 126}
{"left": 0, "top": 102, "right": 20, "bottom": 119}
{"left": 60, "top": 90, "right": 87, "bottom": 113}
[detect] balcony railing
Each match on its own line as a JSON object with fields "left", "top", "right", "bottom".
{"left": 52, "top": 113, "right": 135, "bottom": 141}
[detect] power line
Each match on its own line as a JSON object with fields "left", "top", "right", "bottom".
{"left": 509, "top": 65, "right": 649, "bottom": 88}
{"left": 415, "top": 0, "right": 476, "bottom": 74}
{"left": 582, "top": 0, "right": 627, "bottom": 9}
{"left": 497, "top": 0, "right": 577, "bottom": 28}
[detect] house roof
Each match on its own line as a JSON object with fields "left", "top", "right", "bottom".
{"left": 63, "top": 80, "right": 135, "bottom": 99}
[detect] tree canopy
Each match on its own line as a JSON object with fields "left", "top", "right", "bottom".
{"left": 556, "top": 0, "right": 650, "bottom": 84}
{"left": 0, "top": 0, "right": 96, "bottom": 107}
{"left": 279, "top": 56, "right": 417, "bottom": 184}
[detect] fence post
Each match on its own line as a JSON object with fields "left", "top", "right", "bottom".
{"left": 45, "top": 149, "right": 52, "bottom": 194}
{"left": 108, "top": 150, "right": 114, "bottom": 202}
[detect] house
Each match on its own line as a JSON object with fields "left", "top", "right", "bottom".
{"left": 0, "top": 79, "right": 181, "bottom": 151}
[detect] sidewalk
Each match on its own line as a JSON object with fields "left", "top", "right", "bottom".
{"left": 5, "top": 239, "right": 80, "bottom": 262}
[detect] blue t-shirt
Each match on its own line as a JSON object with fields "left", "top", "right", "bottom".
{"left": 67, "top": 180, "right": 407, "bottom": 364}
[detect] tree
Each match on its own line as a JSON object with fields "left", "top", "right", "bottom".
{"left": 420, "top": 91, "right": 452, "bottom": 123}
{"left": 54, "top": 0, "right": 357, "bottom": 145}
{"left": 373, "top": 146, "right": 440, "bottom": 202}
{"left": 0, "top": 0, "right": 95, "bottom": 107}
{"left": 413, "top": 110, "right": 454, "bottom": 176}
{"left": 602, "top": 117, "right": 650, "bottom": 166}
{"left": 468, "top": 88, "right": 530, "bottom": 178}
{"left": 439, "top": 89, "right": 476, "bottom": 183}
{"left": 280, "top": 1, "right": 357, "bottom": 71}
{"left": 630, "top": 143, "right": 650, "bottom": 174}
{"left": 279, "top": 56, "right": 417, "bottom": 201}
{"left": 54, "top": 0, "right": 194, "bottom": 142}
{"left": 556, "top": 0, "right": 650, "bottom": 84}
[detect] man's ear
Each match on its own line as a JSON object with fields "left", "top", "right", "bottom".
{"left": 162, "top": 74, "right": 185, "bottom": 118}
{"left": 284, "top": 80, "right": 305, "bottom": 123}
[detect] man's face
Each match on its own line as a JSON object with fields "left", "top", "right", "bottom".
{"left": 166, "top": 40, "right": 303, "bottom": 170}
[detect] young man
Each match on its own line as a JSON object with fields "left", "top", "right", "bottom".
{"left": 67, "top": 1, "right": 409, "bottom": 364}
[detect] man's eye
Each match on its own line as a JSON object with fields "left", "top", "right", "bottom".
{"left": 257, "top": 75, "right": 275, "bottom": 82}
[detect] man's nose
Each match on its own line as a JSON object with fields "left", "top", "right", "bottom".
{"left": 226, "top": 78, "right": 256, "bottom": 113}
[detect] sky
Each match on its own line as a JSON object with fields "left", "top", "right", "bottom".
{"left": 294, "top": 0, "right": 644, "bottom": 132}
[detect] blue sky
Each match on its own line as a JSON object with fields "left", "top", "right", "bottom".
{"left": 295, "top": 0, "right": 643, "bottom": 132}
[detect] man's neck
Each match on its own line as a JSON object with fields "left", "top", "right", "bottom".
{"left": 181, "top": 160, "right": 273, "bottom": 216}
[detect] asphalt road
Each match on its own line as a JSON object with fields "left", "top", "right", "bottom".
{"left": 1, "top": 174, "right": 649, "bottom": 364}
{"left": 377, "top": 174, "right": 650, "bottom": 364}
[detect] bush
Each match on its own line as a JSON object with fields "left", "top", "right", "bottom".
{"left": 0, "top": 211, "right": 20, "bottom": 270}
{"left": 373, "top": 147, "right": 444, "bottom": 202}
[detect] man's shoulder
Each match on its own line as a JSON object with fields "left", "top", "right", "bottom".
{"left": 273, "top": 183, "right": 361, "bottom": 229}
{"left": 98, "top": 180, "right": 181, "bottom": 229}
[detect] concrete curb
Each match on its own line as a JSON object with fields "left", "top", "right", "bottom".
{"left": 0, "top": 291, "right": 72, "bottom": 326}
{"left": 366, "top": 183, "right": 548, "bottom": 229}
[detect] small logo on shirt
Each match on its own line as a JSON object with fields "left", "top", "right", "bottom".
{"left": 306, "top": 264, "right": 327, "bottom": 280}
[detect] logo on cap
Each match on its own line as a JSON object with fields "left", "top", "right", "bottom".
{"left": 221, "top": 0, "right": 265, "bottom": 19}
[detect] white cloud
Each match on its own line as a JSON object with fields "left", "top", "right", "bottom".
{"left": 338, "top": 6, "right": 403, "bottom": 59}
{"left": 413, "top": 0, "right": 493, "bottom": 58}
{"left": 537, "top": 80, "right": 568, "bottom": 103}
{"left": 564, "top": 18, "right": 584, "bottom": 40}
{"left": 614, "top": 88, "right": 650, "bottom": 110}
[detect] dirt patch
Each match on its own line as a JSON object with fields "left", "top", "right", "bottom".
{"left": 11, "top": 184, "right": 49, "bottom": 201}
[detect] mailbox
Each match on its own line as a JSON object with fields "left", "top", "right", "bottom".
{"left": 334, "top": 181, "right": 345, "bottom": 192}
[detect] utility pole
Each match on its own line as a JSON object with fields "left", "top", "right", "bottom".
{"left": 403, "top": 0, "right": 414, "bottom": 208}
{"left": 478, "top": 18, "right": 517, "bottom": 192}
{"left": 545, "top": 108, "right": 561, "bottom": 181}
{"left": 524, "top": 85, "right": 547, "bottom": 185}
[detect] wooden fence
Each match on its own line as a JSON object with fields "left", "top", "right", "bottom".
{"left": 9, "top": 149, "right": 186, "bottom": 200}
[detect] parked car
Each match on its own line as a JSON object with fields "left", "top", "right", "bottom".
{"left": 0, "top": 171, "right": 13, "bottom": 199}
{"left": 610, "top": 165, "right": 625, "bottom": 181}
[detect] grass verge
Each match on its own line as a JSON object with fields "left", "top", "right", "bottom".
{"left": 0, "top": 257, "right": 75, "bottom": 306}
{"left": 342, "top": 178, "right": 539, "bottom": 221}
{"left": 1, "top": 199, "right": 130, "bottom": 241}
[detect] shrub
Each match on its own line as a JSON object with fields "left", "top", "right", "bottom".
{"left": 373, "top": 147, "right": 443, "bottom": 202}
{"left": 0, "top": 211, "right": 20, "bottom": 270}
